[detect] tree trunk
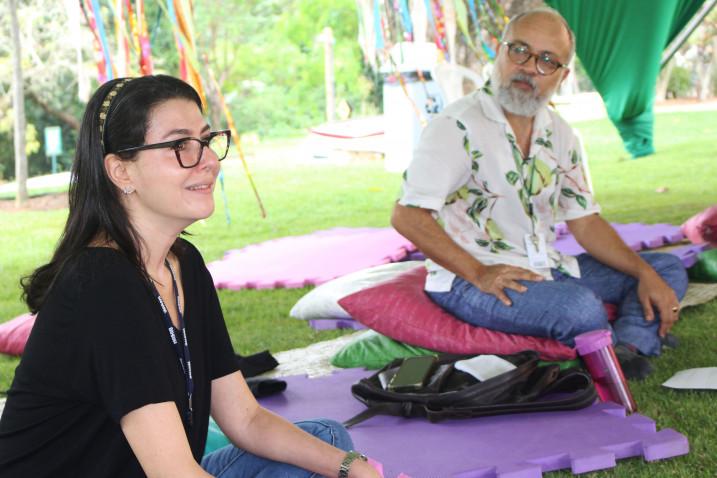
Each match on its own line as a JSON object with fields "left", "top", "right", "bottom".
{"left": 28, "top": 90, "right": 81, "bottom": 131}
{"left": 699, "top": 36, "right": 717, "bottom": 100}
{"left": 656, "top": 58, "right": 675, "bottom": 101}
{"left": 10, "top": 0, "right": 28, "bottom": 206}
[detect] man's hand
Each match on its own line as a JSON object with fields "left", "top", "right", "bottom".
{"left": 637, "top": 270, "right": 680, "bottom": 337}
{"left": 473, "top": 264, "right": 544, "bottom": 306}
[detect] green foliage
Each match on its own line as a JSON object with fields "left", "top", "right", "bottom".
{"left": 0, "top": 99, "right": 79, "bottom": 181}
{"left": 196, "top": 0, "right": 379, "bottom": 138}
{"left": 0, "top": 0, "right": 382, "bottom": 178}
{"left": 667, "top": 65, "right": 692, "bottom": 99}
{"left": 0, "top": 0, "right": 90, "bottom": 180}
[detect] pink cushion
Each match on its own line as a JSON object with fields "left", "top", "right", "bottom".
{"left": 681, "top": 205, "right": 717, "bottom": 246}
{"left": 0, "top": 313, "right": 36, "bottom": 356}
{"left": 339, "top": 267, "right": 578, "bottom": 361}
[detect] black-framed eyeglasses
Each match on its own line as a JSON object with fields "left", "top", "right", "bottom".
{"left": 502, "top": 41, "right": 568, "bottom": 76}
{"left": 116, "top": 129, "right": 231, "bottom": 168}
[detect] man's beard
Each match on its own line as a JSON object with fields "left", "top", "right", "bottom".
{"left": 491, "top": 66, "right": 554, "bottom": 117}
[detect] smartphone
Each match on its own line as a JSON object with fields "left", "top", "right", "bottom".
{"left": 387, "top": 355, "right": 436, "bottom": 392}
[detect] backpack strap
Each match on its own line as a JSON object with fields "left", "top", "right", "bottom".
{"left": 515, "top": 364, "right": 561, "bottom": 402}
{"left": 343, "top": 401, "right": 418, "bottom": 428}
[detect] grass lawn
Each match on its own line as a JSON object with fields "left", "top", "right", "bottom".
{"left": 1, "top": 110, "right": 716, "bottom": 476}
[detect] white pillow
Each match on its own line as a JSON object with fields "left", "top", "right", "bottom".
{"left": 290, "top": 261, "right": 424, "bottom": 320}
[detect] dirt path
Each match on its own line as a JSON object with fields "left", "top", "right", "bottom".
{"left": 0, "top": 192, "right": 68, "bottom": 212}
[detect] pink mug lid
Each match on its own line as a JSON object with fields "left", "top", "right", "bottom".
{"left": 574, "top": 329, "right": 613, "bottom": 356}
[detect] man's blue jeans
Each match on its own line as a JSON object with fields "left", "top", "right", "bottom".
{"left": 201, "top": 419, "right": 353, "bottom": 477}
{"left": 428, "top": 253, "right": 688, "bottom": 356}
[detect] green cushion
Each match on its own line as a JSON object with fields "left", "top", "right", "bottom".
{"left": 204, "top": 417, "right": 231, "bottom": 456}
{"left": 331, "top": 330, "right": 438, "bottom": 370}
{"left": 688, "top": 249, "right": 717, "bottom": 282}
{"left": 331, "top": 330, "right": 584, "bottom": 371}
{"left": 538, "top": 359, "right": 583, "bottom": 370}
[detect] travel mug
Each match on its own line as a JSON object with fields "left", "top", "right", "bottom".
{"left": 574, "top": 329, "right": 637, "bottom": 413}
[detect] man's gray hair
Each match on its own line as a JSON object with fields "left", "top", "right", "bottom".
{"left": 501, "top": 6, "right": 576, "bottom": 63}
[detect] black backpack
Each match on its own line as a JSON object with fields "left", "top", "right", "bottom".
{"left": 344, "top": 351, "right": 597, "bottom": 428}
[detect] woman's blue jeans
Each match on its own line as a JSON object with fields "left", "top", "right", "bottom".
{"left": 428, "top": 253, "right": 688, "bottom": 356}
{"left": 201, "top": 419, "right": 353, "bottom": 478}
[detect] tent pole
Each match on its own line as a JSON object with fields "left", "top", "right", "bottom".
{"left": 661, "top": 0, "right": 717, "bottom": 69}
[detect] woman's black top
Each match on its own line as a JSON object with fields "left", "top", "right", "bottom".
{"left": 0, "top": 240, "right": 240, "bottom": 477}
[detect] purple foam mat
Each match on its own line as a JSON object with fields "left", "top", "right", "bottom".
{"left": 553, "top": 223, "right": 685, "bottom": 258}
{"left": 663, "top": 243, "right": 711, "bottom": 269}
{"left": 410, "top": 223, "right": 686, "bottom": 265}
{"left": 207, "top": 228, "right": 416, "bottom": 290}
{"left": 308, "top": 318, "right": 368, "bottom": 331}
{"left": 259, "top": 368, "right": 689, "bottom": 478}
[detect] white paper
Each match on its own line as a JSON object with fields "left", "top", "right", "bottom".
{"left": 662, "top": 367, "right": 717, "bottom": 390}
{"left": 455, "top": 355, "right": 517, "bottom": 381}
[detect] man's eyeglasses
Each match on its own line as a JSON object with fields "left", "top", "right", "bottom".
{"left": 116, "top": 130, "right": 231, "bottom": 168}
{"left": 502, "top": 42, "right": 568, "bottom": 76}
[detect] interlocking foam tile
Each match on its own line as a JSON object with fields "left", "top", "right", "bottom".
{"left": 664, "top": 243, "right": 711, "bottom": 269}
{"left": 207, "top": 228, "right": 416, "bottom": 290}
{"left": 209, "top": 224, "right": 688, "bottom": 292}
{"left": 553, "top": 223, "right": 685, "bottom": 257}
{"left": 259, "top": 368, "right": 688, "bottom": 478}
{"left": 308, "top": 318, "right": 368, "bottom": 330}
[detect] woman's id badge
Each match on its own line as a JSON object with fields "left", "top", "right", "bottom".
{"left": 524, "top": 233, "right": 549, "bottom": 269}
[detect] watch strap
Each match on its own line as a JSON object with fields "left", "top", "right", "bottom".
{"left": 338, "top": 450, "right": 367, "bottom": 478}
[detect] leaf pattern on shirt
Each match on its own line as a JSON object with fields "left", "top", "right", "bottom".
{"left": 455, "top": 180, "right": 512, "bottom": 253}
{"left": 555, "top": 149, "right": 591, "bottom": 210}
{"left": 505, "top": 134, "right": 557, "bottom": 230}
{"left": 535, "top": 129, "right": 553, "bottom": 150}
{"left": 445, "top": 186, "right": 470, "bottom": 205}
{"left": 475, "top": 218, "right": 513, "bottom": 252}
{"left": 506, "top": 134, "right": 534, "bottom": 219}
{"left": 456, "top": 120, "right": 482, "bottom": 173}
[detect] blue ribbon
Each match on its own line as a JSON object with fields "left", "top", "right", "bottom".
{"left": 374, "top": 0, "right": 384, "bottom": 50}
{"left": 399, "top": 0, "right": 413, "bottom": 35}
{"left": 91, "top": 0, "right": 114, "bottom": 80}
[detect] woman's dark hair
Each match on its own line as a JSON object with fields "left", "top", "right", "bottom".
{"left": 22, "top": 75, "right": 203, "bottom": 313}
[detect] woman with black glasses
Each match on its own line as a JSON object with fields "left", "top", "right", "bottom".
{"left": 0, "top": 75, "right": 377, "bottom": 478}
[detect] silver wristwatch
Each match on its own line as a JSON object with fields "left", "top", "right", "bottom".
{"left": 338, "top": 450, "right": 367, "bottom": 478}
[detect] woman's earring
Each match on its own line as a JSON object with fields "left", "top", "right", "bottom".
{"left": 122, "top": 186, "right": 135, "bottom": 195}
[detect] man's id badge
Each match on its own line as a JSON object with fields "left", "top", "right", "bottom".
{"left": 524, "top": 233, "right": 550, "bottom": 269}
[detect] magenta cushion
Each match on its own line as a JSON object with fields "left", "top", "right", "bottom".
{"left": 339, "top": 267, "right": 577, "bottom": 361}
{"left": 0, "top": 313, "right": 35, "bottom": 356}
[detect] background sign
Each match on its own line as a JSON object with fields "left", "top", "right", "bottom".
{"left": 44, "top": 126, "right": 63, "bottom": 157}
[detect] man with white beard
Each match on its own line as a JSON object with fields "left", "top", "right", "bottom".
{"left": 391, "top": 7, "right": 688, "bottom": 380}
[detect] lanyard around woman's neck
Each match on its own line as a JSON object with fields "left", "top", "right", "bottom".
{"left": 151, "top": 258, "right": 194, "bottom": 427}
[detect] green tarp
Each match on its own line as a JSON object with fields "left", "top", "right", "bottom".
{"left": 547, "top": 0, "right": 704, "bottom": 158}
